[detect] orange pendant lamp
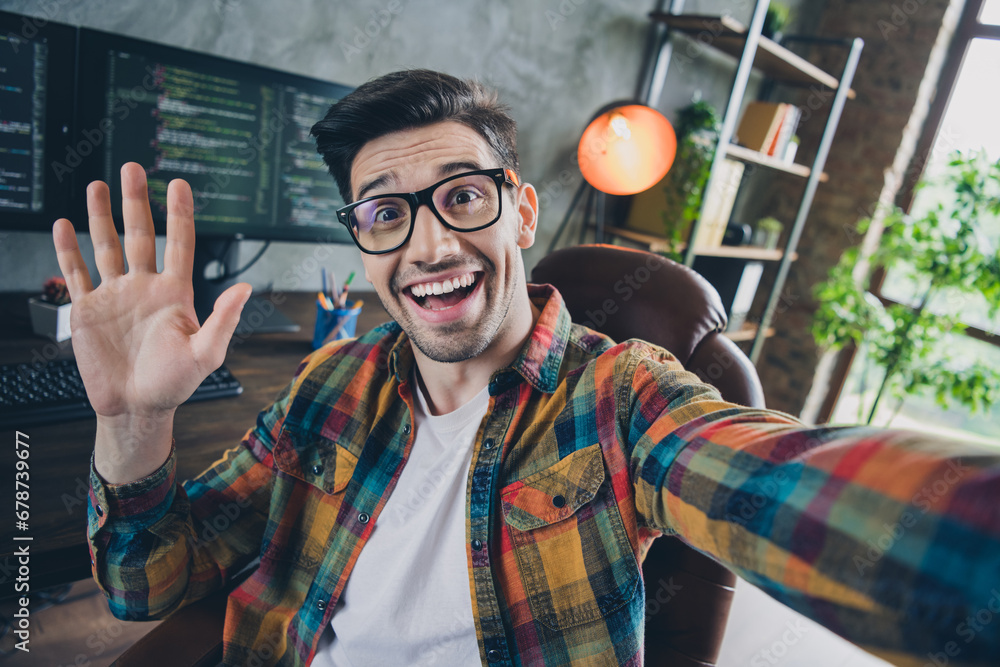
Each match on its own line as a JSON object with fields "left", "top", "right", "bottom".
{"left": 577, "top": 104, "right": 677, "bottom": 195}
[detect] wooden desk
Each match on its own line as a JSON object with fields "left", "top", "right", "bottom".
{"left": 0, "top": 291, "right": 390, "bottom": 599}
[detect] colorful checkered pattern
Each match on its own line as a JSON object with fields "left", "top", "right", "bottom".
{"left": 88, "top": 284, "right": 1000, "bottom": 666}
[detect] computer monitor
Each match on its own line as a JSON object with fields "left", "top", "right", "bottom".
{"left": 0, "top": 11, "right": 78, "bottom": 232}
{"left": 74, "top": 27, "right": 355, "bottom": 329}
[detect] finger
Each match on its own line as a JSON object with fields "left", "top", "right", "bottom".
{"left": 191, "top": 283, "right": 252, "bottom": 371}
{"left": 164, "top": 178, "right": 195, "bottom": 279}
{"left": 120, "top": 163, "right": 158, "bottom": 273}
{"left": 52, "top": 218, "right": 94, "bottom": 299}
{"left": 86, "top": 180, "right": 125, "bottom": 280}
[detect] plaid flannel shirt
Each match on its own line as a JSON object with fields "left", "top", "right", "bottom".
{"left": 88, "top": 284, "right": 1000, "bottom": 666}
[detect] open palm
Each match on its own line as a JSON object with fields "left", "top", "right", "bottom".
{"left": 52, "top": 163, "right": 250, "bottom": 420}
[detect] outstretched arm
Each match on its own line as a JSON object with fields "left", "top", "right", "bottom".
{"left": 52, "top": 163, "right": 251, "bottom": 484}
{"left": 617, "top": 343, "right": 1000, "bottom": 666}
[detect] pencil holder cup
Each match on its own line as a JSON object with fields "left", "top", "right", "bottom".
{"left": 313, "top": 301, "right": 362, "bottom": 350}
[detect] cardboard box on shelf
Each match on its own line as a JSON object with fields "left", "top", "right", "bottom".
{"left": 735, "top": 101, "right": 786, "bottom": 153}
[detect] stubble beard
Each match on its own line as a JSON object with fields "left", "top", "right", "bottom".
{"left": 383, "top": 254, "right": 513, "bottom": 364}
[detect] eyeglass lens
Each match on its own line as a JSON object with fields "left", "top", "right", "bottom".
{"left": 348, "top": 173, "right": 500, "bottom": 252}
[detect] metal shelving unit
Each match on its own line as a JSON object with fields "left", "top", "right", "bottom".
{"left": 622, "top": 0, "right": 864, "bottom": 363}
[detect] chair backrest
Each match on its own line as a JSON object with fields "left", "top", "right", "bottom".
{"left": 531, "top": 243, "right": 766, "bottom": 666}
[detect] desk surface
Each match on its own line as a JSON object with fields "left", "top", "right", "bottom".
{"left": 0, "top": 291, "right": 391, "bottom": 598}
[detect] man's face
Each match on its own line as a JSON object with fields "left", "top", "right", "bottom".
{"left": 351, "top": 121, "right": 537, "bottom": 363}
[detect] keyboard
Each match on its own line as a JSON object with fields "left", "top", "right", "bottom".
{"left": 0, "top": 359, "right": 243, "bottom": 430}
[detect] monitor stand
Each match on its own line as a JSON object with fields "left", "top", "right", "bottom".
{"left": 192, "top": 239, "right": 301, "bottom": 335}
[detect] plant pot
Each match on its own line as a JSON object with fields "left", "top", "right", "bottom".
{"left": 28, "top": 297, "right": 72, "bottom": 342}
{"left": 752, "top": 228, "right": 781, "bottom": 250}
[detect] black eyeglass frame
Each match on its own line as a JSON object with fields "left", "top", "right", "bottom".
{"left": 336, "top": 168, "right": 521, "bottom": 255}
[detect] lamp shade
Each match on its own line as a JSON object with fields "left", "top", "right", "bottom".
{"left": 577, "top": 104, "right": 676, "bottom": 196}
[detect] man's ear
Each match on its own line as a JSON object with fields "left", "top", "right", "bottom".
{"left": 515, "top": 182, "right": 538, "bottom": 249}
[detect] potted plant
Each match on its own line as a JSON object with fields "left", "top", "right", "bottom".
{"left": 753, "top": 216, "right": 783, "bottom": 249}
{"left": 762, "top": 3, "right": 790, "bottom": 41}
{"left": 657, "top": 100, "right": 721, "bottom": 261}
{"left": 812, "top": 151, "right": 1000, "bottom": 425}
{"left": 28, "top": 276, "right": 73, "bottom": 342}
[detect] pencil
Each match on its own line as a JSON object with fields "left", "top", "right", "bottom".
{"left": 339, "top": 271, "right": 355, "bottom": 308}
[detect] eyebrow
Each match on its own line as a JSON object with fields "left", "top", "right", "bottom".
{"left": 356, "top": 172, "right": 396, "bottom": 201}
{"left": 355, "top": 160, "right": 486, "bottom": 201}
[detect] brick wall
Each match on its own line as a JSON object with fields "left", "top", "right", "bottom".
{"left": 752, "top": 0, "right": 965, "bottom": 417}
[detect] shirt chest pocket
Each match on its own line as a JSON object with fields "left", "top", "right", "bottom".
{"left": 500, "top": 443, "right": 640, "bottom": 631}
{"left": 273, "top": 428, "right": 358, "bottom": 495}
{"left": 267, "top": 428, "right": 358, "bottom": 568}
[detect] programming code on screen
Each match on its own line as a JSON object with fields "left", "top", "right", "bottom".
{"left": 0, "top": 33, "right": 48, "bottom": 214}
{"left": 99, "top": 45, "right": 345, "bottom": 232}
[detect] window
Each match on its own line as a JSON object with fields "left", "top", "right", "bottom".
{"left": 980, "top": 0, "right": 1000, "bottom": 25}
{"left": 829, "top": 1, "right": 1000, "bottom": 447}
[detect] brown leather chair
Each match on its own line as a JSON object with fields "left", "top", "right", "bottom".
{"left": 115, "top": 244, "right": 764, "bottom": 666}
{"left": 532, "top": 244, "right": 764, "bottom": 666}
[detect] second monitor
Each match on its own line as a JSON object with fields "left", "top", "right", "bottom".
{"left": 75, "top": 27, "right": 355, "bottom": 330}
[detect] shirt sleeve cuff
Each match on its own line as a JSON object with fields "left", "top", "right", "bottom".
{"left": 88, "top": 443, "right": 178, "bottom": 535}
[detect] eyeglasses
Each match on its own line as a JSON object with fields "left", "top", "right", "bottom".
{"left": 337, "top": 168, "right": 521, "bottom": 254}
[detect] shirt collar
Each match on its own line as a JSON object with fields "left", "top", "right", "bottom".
{"left": 386, "top": 284, "right": 572, "bottom": 394}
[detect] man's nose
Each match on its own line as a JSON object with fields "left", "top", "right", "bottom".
{"left": 405, "top": 203, "right": 461, "bottom": 264}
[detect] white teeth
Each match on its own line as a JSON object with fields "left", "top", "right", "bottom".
{"left": 409, "top": 272, "right": 477, "bottom": 299}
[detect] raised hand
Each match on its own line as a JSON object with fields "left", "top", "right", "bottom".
{"left": 52, "top": 163, "right": 251, "bottom": 483}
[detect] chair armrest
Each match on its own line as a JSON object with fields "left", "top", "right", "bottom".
{"left": 687, "top": 334, "right": 766, "bottom": 408}
{"left": 643, "top": 536, "right": 737, "bottom": 666}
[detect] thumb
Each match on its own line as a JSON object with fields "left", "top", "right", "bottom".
{"left": 191, "top": 283, "right": 252, "bottom": 370}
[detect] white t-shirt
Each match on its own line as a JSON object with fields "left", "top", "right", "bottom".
{"left": 312, "top": 374, "right": 489, "bottom": 666}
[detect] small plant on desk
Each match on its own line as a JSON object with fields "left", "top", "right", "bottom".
{"left": 42, "top": 276, "right": 71, "bottom": 305}
{"left": 30, "top": 276, "right": 73, "bottom": 342}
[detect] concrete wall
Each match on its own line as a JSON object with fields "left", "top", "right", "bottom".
{"left": 0, "top": 0, "right": 807, "bottom": 297}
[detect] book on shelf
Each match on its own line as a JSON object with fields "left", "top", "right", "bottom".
{"left": 694, "top": 159, "right": 745, "bottom": 248}
{"left": 736, "top": 102, "right": 801, "bottom": 161}
{"left": 767, "top": 105, "right": 801, "bottom": 159}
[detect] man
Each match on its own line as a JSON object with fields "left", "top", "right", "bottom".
{"left": 52, "top": 70, "right": 998, "bottom": 666}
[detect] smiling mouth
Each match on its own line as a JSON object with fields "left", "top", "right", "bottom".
{"left": 406, "top": 271, "right": 481, "bottom": 311}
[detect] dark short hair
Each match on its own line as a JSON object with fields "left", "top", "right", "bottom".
{"left": 311, "top": 69, "right": 519, "bottom": 204}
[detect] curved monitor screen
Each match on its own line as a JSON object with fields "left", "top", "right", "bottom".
{"left": 75, "top": 27, "right": 354, "bottom": 244}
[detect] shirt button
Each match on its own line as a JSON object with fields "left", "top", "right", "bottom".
{"left": 95, "top": 504, "right": 104, "bottom": 517}
{"left": 483, "top": 438, "right": 495, "bottom": 450}
{"left": 312, "top": 464, "right": 323, "bottom": 475}
{"left": 552, "top": 495, "right": 566, "bottom": 508}
{"left": 358, "top": 512, "right": 370, "bottom": 524}
{"left": 471, "top": 539, "right": 483, "bottom": 551}
{"left": 402, "top": 423, "right": 411, "bottom": 435}
{"left": 487, "top": 649, "right": 502, "bottom": 662}
{"left": 317, "top": 599, "right": 327, "bottom": 611}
